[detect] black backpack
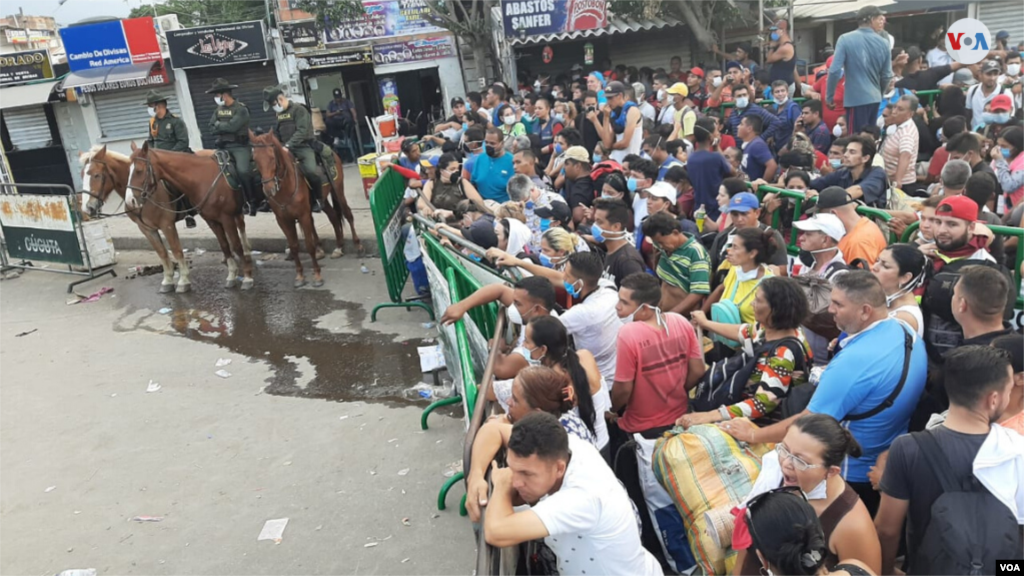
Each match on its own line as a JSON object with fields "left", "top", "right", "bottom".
{"left": 910, "top": 431, "right": 1023, "bottom": 575}
{"left": 690, "top": 336, "right": 805, "bottom": 414}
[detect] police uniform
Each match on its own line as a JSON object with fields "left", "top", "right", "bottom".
{"left": 145, "top": 90, "right": 190, "bottom": 152}
{"left": 206, "top": 78, "right": 260, "bottom": 213}
{"left": 264, "top": 85, "right": 322, "bottom": 210}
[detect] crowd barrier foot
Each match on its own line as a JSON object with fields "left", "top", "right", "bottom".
{"left": 421, "top": 395, "right": 462, "bottom": 430}
{"left": 438, "top": 470, "right": 465, "bottom": 513}
{"left": 369, "top": 300, "right": 435, "bottom": 322}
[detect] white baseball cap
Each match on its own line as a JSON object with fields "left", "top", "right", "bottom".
{"left": 793, "top": 214, "right": 846, "bottom": 242}
{"left": 646, "top": 181, "right": 677, "bottom": 202}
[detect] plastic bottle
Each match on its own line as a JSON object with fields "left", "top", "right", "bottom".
{"left": 694, "top": 204, "right": 707, "bottom": 233}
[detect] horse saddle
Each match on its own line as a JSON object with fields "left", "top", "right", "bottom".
{"left": 213, "top": 149, "right": 243, "bottom": 191}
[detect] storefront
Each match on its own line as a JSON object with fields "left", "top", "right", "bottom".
{"left": 167, "top": 20, "right": 280, "bottom": 148}
{"left": 0, "top": 48, "right": 74, "bottom": 188}
{"left": 278, "top": 0, "right": 466, "bottom": 144}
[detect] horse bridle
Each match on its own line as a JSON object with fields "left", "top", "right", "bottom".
{"left": 251, "top": 141, "right": 300, "bottom": 208}
{"left": 126, "top": 154, "right": 159, "bottom": 207}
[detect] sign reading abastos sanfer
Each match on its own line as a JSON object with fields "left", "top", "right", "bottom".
{"left": 0, "top": 195, "right": 83, "bottom": 265}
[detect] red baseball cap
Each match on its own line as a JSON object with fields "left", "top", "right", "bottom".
{"left": 937, "top": 195, "right": 979, "bottom": 222}
{"left": 991, "top": 94, "right": 1013, "bottom": 112}
{"left": 689, "top": 67, "right": 705, "bottom": 78}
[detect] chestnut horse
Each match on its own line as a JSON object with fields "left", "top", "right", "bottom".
{"left": 127, "top": 141, "right": 254, "bottom": 290}
{"left": 249, "top": 131, "right": 328, "bottom": 287}
{"left": 80, "top": 145, "right": 198, "bottom": 293}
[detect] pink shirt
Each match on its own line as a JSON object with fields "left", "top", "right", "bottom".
{"left": 615, "top": 313, "right": 703, "bottom": 433}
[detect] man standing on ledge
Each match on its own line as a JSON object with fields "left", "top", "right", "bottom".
{"left": 827, "top": 6, "right": 893, "bottom": 134}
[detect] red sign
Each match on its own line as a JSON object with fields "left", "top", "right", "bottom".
{"left": 122, "top": 17, "right": 162, "bottom": 64}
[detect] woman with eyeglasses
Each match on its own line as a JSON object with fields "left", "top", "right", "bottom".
{"left": 741, "top": 487, "right": 877, "bottom": 576}
{"left": 732, "top": 413, "right": 880, "bottom": 575}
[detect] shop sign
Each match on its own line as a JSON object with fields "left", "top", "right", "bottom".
{"left": 501, "top": 0, "right": 608, "bottom": 37}
{"left": 77, "top": 61, "right": 172, "bottom": 94}
{"left": 324, "top": 0, "right": 443, "bottom": 45}
{"left": 0, "top": 49, "right": 54, "bottom": 85}
{"left": 281, "top": 21, "right": 319, "bottom": 49}
{"left": 0, "top": 194, "right": 84, "bottom": 266}
{"left": 301, "top": 49, "right": 373, "bottom": 69}
{"left": 167, "top": 21, "right": 268, "bottom": 69}
{"left": 60, "top": 17, "right": 162, "bottom": 72}
{"left": 4, "top": 29, "right": 54, "bottom": 44}
{"left": 372, "top": 35, "right": 454, "bottom": 65}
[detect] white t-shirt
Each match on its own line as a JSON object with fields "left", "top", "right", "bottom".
{"left": 559, "top": 283, "right": 621, "bottom": 388}
{"left": 926, "top": 47, "right": 954, "bottom": 85}
{"left": 532, "top": 436, "right": 664, "bottom": 576}
{"left": 639, "top": 101, "right": 657, "bottom": 122}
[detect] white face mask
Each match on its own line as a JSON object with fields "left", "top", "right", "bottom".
{"left": 147, "top": 107, "right": 157, "bottom": 118}
{"left": 733, "top": 264, "right": 760, "bottom": 282}
{"left": 832, "top": 124, "right": 843, "bottom": 137}
{"left": 712, "top": 77, "right": 723, "bottom": 88}
{"left": 214, "top": 96, "right": 225, "bottom": 106}
{"left": 507, "top": 303, "right": 536, "bottom": 326}
{"left": 1008, "top": 63, "right": 1021, "bottom": 76}
{"left": 273, "top": 103, "right": 284, "bottom": 113}
{"left": 885, "top": 123, "right": 897, "bottom": 136}
{"left": 503, "top": 115, "right": 516, "bottom": 126}
{"left": 735, "top": 97, "right": 749, "bottom": 109}
{"left": 876, "top": 115, "right": 886, "bottom": 129}
{"left": 657, "top": 88, "right": 666, "bottom": 100}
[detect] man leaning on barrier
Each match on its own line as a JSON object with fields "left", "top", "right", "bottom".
{"left": 483, "top": 412, "right": 664, "bottom": 576}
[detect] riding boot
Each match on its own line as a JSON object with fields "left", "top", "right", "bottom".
{"left": 185, "top": 215, "right": 197, "bottom": 229}
{"left": 308, "top": 174, "right": 323, "bottom": 213}
{"left": 243, "top": 178, "right": 261, "bottom": 217}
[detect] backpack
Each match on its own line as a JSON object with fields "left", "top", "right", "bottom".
{"left": 792, "top": 263, "right": 848, "bottom": 341}
{"left": 690, "top": 335, "right": 806, "bottom": 413}
{"left": 910, "top": 431, "right": 1023, "bottom": 575}
{"left": 710, "top": 274, "right": 764, "bottom": 347}
{"left": 589, "top": 159, "right": 623, "bottom": 194}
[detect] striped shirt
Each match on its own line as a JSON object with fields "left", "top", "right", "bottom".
{"left": 881, "top": 119, "right": 918, "bottom": 186}
{"left": 656, "top": 236, "right": 711, "bottom": 295}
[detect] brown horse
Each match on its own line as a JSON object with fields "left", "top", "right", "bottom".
{"left": 80, "top": 145, "right": 196, "bottom": 293}
{"left": 127, "top": 141, "right": 255, "bottom": 290}
{"left": 250, "top": 131, "right": 328, "bottom": 287}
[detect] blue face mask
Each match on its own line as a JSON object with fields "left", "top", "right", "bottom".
{"left": 770, "top": 32, "right": 780, "bottom": 41}
{"left": 829, "top": 158, "right": 842, "bottom": 169}
{"left": 540, "top": 218, "right": 551, "bottom": 232}
{"left": 468, "top": 253, "right": 482, "bottom": 263}
{"left": 522, "top": 113, "right": 534, "bottom": 122}
{"left": 461, "top": 122, "right": 468, "bottom": 131}
{"left": 563, "top": 279, "right": 582, "bottom": 298}
{"left": 627, "top": 177, "right": 638, "bottom": 192}
{"left": 1003, "top": 148, "right": 1013, "bottom": 159}
{"left": 593, "top": 153, "right": 603, "bottom": 163}
{"left": 591, "top": 226, "right": 605, "bottom": 243}
{"left": 554, "top": 144, "right": 563, "bottom": 155}
{"left": 539, "top": 253, "right": 553, "bottom": 268}
{"left": 525, "top": 200, "right": 535, "bottom": 210}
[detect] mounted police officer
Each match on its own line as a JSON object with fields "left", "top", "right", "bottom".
{"left": 145, "top": 89, "right": 197, "bottom": 227}
{"left": 264, "top": 85, "right": 322, "bottom": 212}
{"left": 206, "top": 78, "right": 262, "bottom": 216}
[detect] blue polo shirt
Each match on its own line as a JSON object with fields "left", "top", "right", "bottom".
{"left": 657, "top": 157, "right": 684, "bottom": 181}
{"left": 470, "top": 151, "right": 513, "bottom": 202}
{"left": 810, "top": 166, "right": 888, "bottom": 208}
{"left": 807, "top": 319, "right": 927, "bottom": 483}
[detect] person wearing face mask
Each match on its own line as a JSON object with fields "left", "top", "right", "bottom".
{"left": 735, "top": 415, "right": 880, "bottom": 576}
{"left": 990, "top": 126, "right": 1024, "bottom": 211}
{"left": 979, "top": 94, "right": 1020, "bottom": 143}
{"left": 769, "top": 80, "right": 802, "bottom": 153}
{"left": 725, "top": 85, "right": 781, "bottom": 144}
{"left": 870, "top": 244, "right": 925, "bottom": 337}
{"left": 417, "top": 153, "right": 487, "bottom": 223}
{"left": 765, "top": 20, "right": 796, "bottom": 90}
{"left": 967, "top": 60, "right": 1017, "bottom": 128}
{"left": 642, "top": 212, "right": 712, "bottom": 316}
{"left": 698, "top": 225, "right": 779, "bottom": 330}
{"left": 876, "top": 346, "right": 1023, "bottom": 576}
{"left": 599, "top": 81, "right": 644, "bottom": 164}
{"left": 470, "top": 127, "right": 514, "bottom": 203}
{"left": 145, "top": 90, "right": 190, "bottom": 153}
{"left": 576, "top": 90, "right": 611, "bottom": 156}
{"left": 879, "top": 94, "right": 920, "bottom": 193}
{"left": 999, "top": 52, "right": 1023, "bottom": 110}
{"left": 265, "top": 85, "right": 329, "bottom": 213}
{"left": 588, "top": 198, "right": 644, "bottom": 287}
{"left": 497, "top": 103, "right": 526, "bottom": 147}
{"left": 790, "top": 214, "right": 849, "bottom": 363}
{"left": 531, "top": 97, "right": 563, "bottom": 167}
{"left": 946, "top": 132, "right": 999, "bottom": 187}
{"left": 809, "top": 136, "right": 888, "bottom": 209}
{"left": 207, "top": 78, "right": 261, "bottom": 216}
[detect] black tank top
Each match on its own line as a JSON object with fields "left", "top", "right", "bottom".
{"left": 769, "top": 42, "right": 797, "bottom": 85}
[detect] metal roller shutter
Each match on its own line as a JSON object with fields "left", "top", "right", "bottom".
{"left": 978, "top": 1, "right": 1024, "bottom": 47}
{"left": 3, "top": 106, "right": 52, "bottom": 150}
{"left": 93, "top": 89, "right": 181, "bottom": 140}
{"left": 609, "top": 28, "right": 691, "bottom": 72}
{"left": 186, "top": 61, "right": 280, "bottom": 149}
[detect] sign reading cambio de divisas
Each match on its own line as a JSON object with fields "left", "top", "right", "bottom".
{"left": 944, "top": 18, "right": 992, "bottom": 65}
{"left": 59, "top": 17, "right": 161, "bottom": 72}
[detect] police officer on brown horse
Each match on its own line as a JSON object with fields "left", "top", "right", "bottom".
{"left": 145, "top": 89, "right": 198, "bottom": 227}
{"left": 207, "top": 78, "right": 262, "bottom": 216}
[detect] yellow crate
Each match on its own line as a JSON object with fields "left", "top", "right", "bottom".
{"left": 358, "top": 153, "right": 379, "bottom": 179}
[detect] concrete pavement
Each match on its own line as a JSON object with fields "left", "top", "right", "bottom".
{"left": 0, "top": 249, "right": 474, "bottom": 575}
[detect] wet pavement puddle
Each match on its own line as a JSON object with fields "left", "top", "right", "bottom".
{"left": 112, "top": 258, "right": 434, "bottom": 405}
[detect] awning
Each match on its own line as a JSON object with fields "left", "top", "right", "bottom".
{"left": 793, "top": 0, "right": 964, "bottom": 21}
{"left": 508, "top": 15, "right": 686, "bottom": 46}
{"left": 0, "top": 80, "right": 59, "bottom": 110}
{"left": 61, "top": 62, "right": 155, "bottom": 90}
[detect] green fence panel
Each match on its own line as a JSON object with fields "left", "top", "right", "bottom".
{"left": 369, "top": 169, "right": 433, "bottom": 321}
{"left": 705, "top": 97, "right": 807, "bottom": 117}
{"left": 421, "top": 231, "right": 500, "bottom": 338}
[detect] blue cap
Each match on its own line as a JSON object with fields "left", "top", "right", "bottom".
{"left": 427, "top": 155, "right": 440, "bottom": 166}
{"left": 728, "top": 192, "right": 760, "bottom": 213}
{"left": 589, "top": 71, "right": 606, "bottom": 87}
{"left": 725, "top": 60, "right": 742, "bottom": 71}
{"left": 996, "top": 30, "right": 1010, "bottom": 40}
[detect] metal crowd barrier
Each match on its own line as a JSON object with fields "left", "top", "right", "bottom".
{"left": 702, "top": 88, "right": 945, "bottom": 117}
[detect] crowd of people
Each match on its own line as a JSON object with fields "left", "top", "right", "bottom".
{"left": 392, "top": 7, "right": 1024, "bottom": 576}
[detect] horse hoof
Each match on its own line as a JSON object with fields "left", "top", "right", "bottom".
{"left": 294, "top": 279, "right": 307, "bottom": 289}
{"left": 315, "top": 249, "right": 325, "bottom": 260}
{"left": 312, "top": 279, "right": 325, "bottom": 288}
{"left": 330, "top": 248, "right": 344, "bottom": 259}
{"left": 285, "top": 251, "right": 295, "bottom": 261}
{"left": 159, "top": 283, "right": 175, "bottom": 294}
{"left": 241, "top": 279, "right": 255, "bottom": 291}
{"left": 356, "top": 243, "right": 366, "bottom": 256}
{"left": 176, "top": 283, "right": 192, "bottom": 294}
{"left": 225, "top": 278, "right": 237, "bottom": 289}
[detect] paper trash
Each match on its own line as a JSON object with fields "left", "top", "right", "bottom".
{"left": 257, "top": 518, "right": 289, "bottom": 542}
{"left": 417, "top": 345, "right": 446, "bottom": 372}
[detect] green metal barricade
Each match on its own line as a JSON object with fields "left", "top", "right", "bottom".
{"left": 368, "top": 168, "right": 434, "bottom": 321}
{"left": 705, "top": 97, "right": 807, "bottom": 117}
{"left": 420, "top": 231, "right": 500, "bottom": 340}
{"left": 901, "top": 221, "right": 1024, "bottom": 309}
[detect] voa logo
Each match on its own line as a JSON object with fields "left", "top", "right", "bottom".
{"left": 945, "top": 18, "right": 992, "bottom": 65}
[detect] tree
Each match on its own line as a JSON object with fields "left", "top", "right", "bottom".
{"left": 128, "top": 0, "right": 267, "bottom": 29}
{"left": 610, "top": 0, "right": 787, "bottom": 51}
